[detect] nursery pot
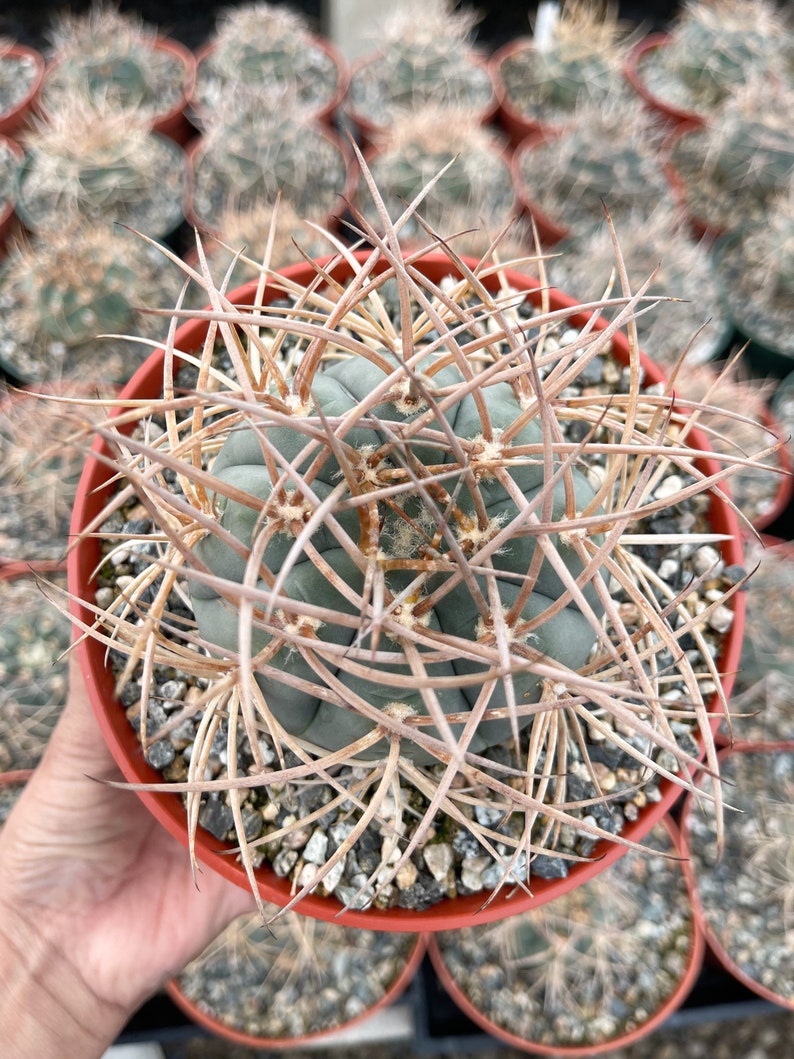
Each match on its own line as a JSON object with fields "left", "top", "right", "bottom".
{"left": 428, "top": 816, "right": 705, "bottom": 1056}
{"left": 0, "top": 43, "right": 45, "bottom": 136}
{"left": 680, "top": 745, "right": 794, "bottom": 1011}
{"left": 68, "top": 251, "right": 746, "bottom": 932}
{"left": 622, "top": 34, "right": 707, "bottom": 130}
{"left": 165, "top": 928, "right": 426, "bottom": 1048}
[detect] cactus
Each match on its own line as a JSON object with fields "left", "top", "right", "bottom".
{"left": 190, "top": 103, "right": 348, "bottom": 232}
{"left": 0, "top": 135, "right": 21, "bottom": 214}
{"left": 41, "top": 5, "right": 188, "bottom": 121}
{"left": 0, "top": 577, "right": 71, "bottom": 772}
{"left": 497, "top": 1, "right": 633, "bottom": 128}
{"left": 515, "top": 95, "right": 672, "bottom": 240}
{"left": 711, "top": 187, "right": 794, "bottom": 356}
{"left": 638, "top": 0, "right": 792, "bottom": 114}
{"left": 362, "top": 109, "right": 516, "bottom": 246}
{"left": 15, "top": 99, "right": 186, "bottom": 236}
{"left": 548, "top": 203, "right": 730, "bottom": 368}
{"left": 347, "top": 0, "right": 493, "bottom": 129}
{"left": 0, "top": 38, "right": 41, "bottom": 123}
{"left": 192, "top": 2, "right": 343, "bottom": 124}
{"left": 70, "top": 165, "right": 754, "bottom": 916}
{"left": 0, "top": 220, "right": 185, "bottom": 383}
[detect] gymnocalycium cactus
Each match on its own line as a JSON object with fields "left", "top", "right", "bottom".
{"left": 69, "top": 162, "right": 757, "bottom": 921}
{"left": 41, "top": 5, "right": 191, "bottom": 122}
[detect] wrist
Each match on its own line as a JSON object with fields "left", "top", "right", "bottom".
{"left": 0, "top": 904, "right": 128, "bottom": 1059}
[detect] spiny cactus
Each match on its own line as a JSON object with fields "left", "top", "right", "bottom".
{"left": 0, "top": 38, "right": 42, "bottom": 126}
{"left": 548, "top": 203, "right": 730, "bottom": 368}
{"left": 0, "top": 220, "right": 185, "bottom": 383}
{"left": 192, "top": 1, "right": 343, "bottom": 124}
{"left": 0, "top": 134, "right": 21, "bottom": 215}
{"left": 41, "top": 5, "right": 189, "bottom": 121}
{"left": 515, "top": 95, "right": 672, "bottom": 240}
{"left": 347, "top": 0, "right": 493, "bottom": 130}
{"left": 69, "top": 166, "right": 754, "bottom": 918}
{"left": 668, "top": 77, "right": 794, "bottom": 234}
{"left": 638, "top": 0, "right": 792, "bottom": 115}
{"left": 361, "top": 108, "right": 516, "bottom": 246}
{"left": 189, "top": 102, "right": 349, "bottom": 232}
{"left": 15, "top": 99, "right": 186, "bottom": 235}
{"left": 496, "top": 1, "right": 633, "bottom": 129}
{"left": 711, "top": 186, "right": 794, "bottom": 356}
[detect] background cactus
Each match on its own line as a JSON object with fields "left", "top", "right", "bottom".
{"left": 41, "top": 5, "right": 190, "bottom": 121}
{"left": 14, "top": 99, "right": 186, "bottom": 236}
{"left": 361, "top": 109, "right": 515, "bottom": 247}
{"left": 347, "top": 0, "right": 493, "bottom": 131}
{"left": 637, "top": 0, "right": 792, "bottom": 115}
{"left": 515, "top": 95, "right": 673, "bottom": 241}
{"left": 496, "top": 0, "right": 633, "bottom": 130}
{"left": 0, "top": 220, "right": 185, "bottom": 383}
{"left": 192, "top": 1, "right": 344, "bottom": 124}
{"left": 189, "top": 102, "right": 349, "bottom": 233}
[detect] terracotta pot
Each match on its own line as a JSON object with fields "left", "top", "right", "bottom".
{"left": 680, "top": 745, "right": 794, "bottom": 1010}
{"left": 623, "top": 34, "right": 706, "bottom": 130}
{"left": 0, "top": 43, "right": 45, "bottom": 137}
{"left": 191, "top": 35, "right": 349, "bottom": 130}
{"left": 40, "top": 35, "right": 197, "bottom": 145}
{"left": 68, "top": 251, "right": 746, "bottom": 932}
{"left": 428, "top": 816, "right": 705, "bottom": 1055}
{"left": 166, "top": 928, "right": 426, "bottom": 1048}
{"left": 0, "top": 133, "right": 23, "bottom": 254}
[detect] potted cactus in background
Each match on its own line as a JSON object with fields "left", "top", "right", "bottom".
{"left": 66, "top": 168, "right": 749, "bottom": 931}
{"left": 491, "top": 0, "right": 635, "bottom": 144}
{"left": 14, "top": 100, "right": 187, "bottom": 238}
{"left": 429, "top": 818, "right": 703, "bottom": 1055}
{"left": 191, "top": 0, "right": 347, "bottom": 129}
{"left": 39, "top": 4, "right": 196, "bottom": 142}
{"left": 513, "top": 94, "right": 674, "bottom": 245}
{"left": 359, "top": 108, "right": 516, "bottom": 249}
{"left": 187, "top": 101, "right": 351, "bottom": 238}
{"left": 168, "top": 908, "right": 424, "bottom": 1045}
{"left": 0, "top": 38, "right": 45, "bottom": 136}
{"left": 0, "top": 220, "right": 186, "bottom": 384}
{"left": 346, "top": 0, "right": 495, "bottom": 141}
{"left": 624, "top": 0, "right": 793, "bottom": 128}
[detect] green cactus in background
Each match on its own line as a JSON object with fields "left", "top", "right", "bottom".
{"left": 497, "top": 1, "right": 632, "bottom": 127}
{"left": 0, "top": 219, "right": 185, "bottom": 383}
{"left": 516, "top": 96, "right": 672, "bottom": 239}
{"left": 192, "top": 1, "right": 342, "bottom": 124}
{"left": 362, "top": 109, "right": 516, "bottom": 246}
{"left": 41, "top": 5, "right": 188, "bottom": 120}
{"left": 190, "top": 104, "right": 348, "bottom": 231}
{"left": 642, "top": 0, "right": 792, "bottom": 114}
{"left": 347, "top": 0, "right": 493, "bottom": 129}
{"left": 15, "top": 100, "right": 186, "bottom": 236}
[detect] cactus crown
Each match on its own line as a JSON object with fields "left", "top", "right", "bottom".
{"left": 500, "top": 1, "right": 631, "bottom": 122}
{"left": 194, "top": 1, "right": 340, "bottom": 119}
{"left": 660, "top": 0, "right": 791, "bottom": 109}
{"left": 42, "top": 4, "right": 185, "bottom": 117}
{"left": 16, "top": 99, "right": 186, "bottom": 235}
{"left": 70, "top": 166, "right": 757, "bottom": 917}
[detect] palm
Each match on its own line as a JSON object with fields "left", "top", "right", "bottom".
{"left": 0, "top": 657, "right": 254, "bottom": 1013}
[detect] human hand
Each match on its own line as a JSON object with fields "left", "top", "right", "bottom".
{"left": 0, "top": 652, "right": 255, "bottom": 1057}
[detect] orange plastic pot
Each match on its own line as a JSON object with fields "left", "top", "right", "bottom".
{"left": 428, "top": 816, "right": 705, "bottom": 1055}
{"left": 68, "top": 251, "right": 746, "bottom": 932}
{"left": 680, "top": 746, "right": 794, "bottom": 1010}
{"left": 0, "top": 43, "right": 45, "bottom": 136}
{"left": 165, "top": 930, "right": 426, "bottom": 1048}
{"left": 623, "top": 34, "right": 706, "bottom": 130}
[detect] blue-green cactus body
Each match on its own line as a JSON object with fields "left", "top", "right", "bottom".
{"left": 191, "top": 354, "right": 604, "bottom": 762}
